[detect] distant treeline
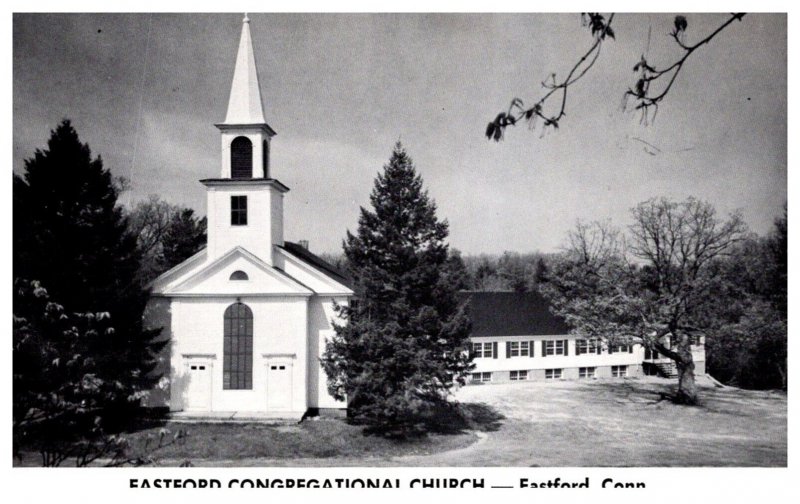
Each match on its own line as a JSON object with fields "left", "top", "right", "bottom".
{"left": 319, "top": 250, "right": 552, "bottom": 293}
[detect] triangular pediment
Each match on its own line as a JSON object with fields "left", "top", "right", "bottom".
{"left": 162, "top": 247, "right": 313, "bottom": 297}
{"left": 149, "top": 248, "right": 208, "bottom": 293}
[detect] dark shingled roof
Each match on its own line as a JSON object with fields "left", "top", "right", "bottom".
{"left": 280, "top": 241, "right": 354, "bottom": 290}
{"left": 460, "top": 291, "right": 570, "bottom": 337}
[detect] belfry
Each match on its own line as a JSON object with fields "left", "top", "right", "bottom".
{"left": 204, "top": 14, "right": 285, "bottom": 264}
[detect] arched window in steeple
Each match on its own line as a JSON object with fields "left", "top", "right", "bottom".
{"left": 230, "top": 136, "right": 253, "bottom": 179}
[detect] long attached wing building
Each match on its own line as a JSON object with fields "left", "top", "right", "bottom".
{"left": 462, "top": 291, "right": 705, "bottom": 383}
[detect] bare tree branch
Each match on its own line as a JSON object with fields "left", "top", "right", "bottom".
{"left": 487, "top": 13, "right": 747, "bottom": 140}
{"left": 486, "top": 13, "right": 615, "bottom": 141}
{"left": 624, "top": 13, "right": 746, "bottom": 123}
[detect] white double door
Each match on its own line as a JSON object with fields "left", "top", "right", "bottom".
{"left": 183, "top": 357, "right": 292, "bottom": 412}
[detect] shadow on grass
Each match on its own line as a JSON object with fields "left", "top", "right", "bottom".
{"left": 595, "top": 379, "right": 788, "bottom": 423}
{"left": 118, "top": 408, "right": 172, "bottom": 434}
{"left": 359, "top": 401, "right": 506, "bottom": 438}
{"left": 586, "top": 379, "right": 723, "bottom": 409}
{"left": 422, "top": 401, "right": 505, "bottom": 435}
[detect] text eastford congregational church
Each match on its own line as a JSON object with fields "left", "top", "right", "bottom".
{"left": 129, "top": 477, "right": 646, "bottom": 489}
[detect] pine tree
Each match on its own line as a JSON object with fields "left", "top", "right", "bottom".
{"left": 13, "top": 120, "right": 165, "bottom": 420}
{"left": 321, "top": 142, "right": 473, "bottom": 435}
{"left": 162, "top": 208, "right": 207, "bottom": 270}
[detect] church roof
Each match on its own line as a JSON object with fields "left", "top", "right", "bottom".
{"left": 461, "top": 291, "right": 570, "bottom": 337}
{"left": 222, "top": 15, "right": 267, "bottom": 125}
{"left": 280, "top": 242, "right": 354, "bottom": 290}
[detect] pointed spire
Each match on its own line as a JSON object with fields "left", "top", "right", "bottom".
{"left": 223, "top": 14, "right": 266, "bottom": 124}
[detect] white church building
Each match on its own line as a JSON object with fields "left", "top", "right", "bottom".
{"left": 145, "top": 16, "right": 352, "bottom": 419}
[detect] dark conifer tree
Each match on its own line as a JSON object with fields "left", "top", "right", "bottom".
{"left": 13, "top": 120, "right": 164, "bottom": 418}
{"left": 161, "top": 208, "right": 207, "bottom": 270}
{"left": 321, "top": 143, "right": 473, "bottom": 435}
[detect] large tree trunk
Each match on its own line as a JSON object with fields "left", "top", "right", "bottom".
{"left": 655, "top": 333, "right": 698, "bottom": 405}
{"left": 673, "top": 332, "right": 697, "bottom": 404}
{"left": 675, "top": 355, "right": 697, "bottom": 404}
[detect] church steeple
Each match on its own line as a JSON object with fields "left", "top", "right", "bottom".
{"left": 204, "top": 15, "right": 286, "bottom": 265}
{"left": 215, "top": 14, "right": 276, "bottom": 180}
{"left": 223, "top": 14, "right": 266, "bottom": 125}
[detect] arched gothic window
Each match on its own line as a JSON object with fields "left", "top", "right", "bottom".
{"left": 223, "top": 302, "right": 253, "bottom": 389}
{"left": 230, "top": 136, "right": 253, "bottom": 179}
{"left": 229, "top": 270, "right": 249, "bottom": 281}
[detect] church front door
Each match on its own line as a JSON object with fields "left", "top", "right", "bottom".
{"left": 184, "top": 360, "right": 212, "bottom": 411}
{"left": 266, "top": 360, "right": 293, "bottom": 411}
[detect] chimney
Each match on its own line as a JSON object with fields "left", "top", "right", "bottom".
{"left": 298, "top": 240, "right": 309, "bottom": 250}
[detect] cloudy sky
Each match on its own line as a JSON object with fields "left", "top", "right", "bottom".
{"left": 13, "top": 13, "right": 786, "bottom": 255}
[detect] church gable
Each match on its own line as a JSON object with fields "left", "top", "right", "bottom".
{"left": 164, "top": 247, "right": 313, "bottom": 296}
{"left": 149, "top": 248, "right": 208, "bottom": 294}
{"left": 276, "top": 244, "right": 354, "bottom": 296}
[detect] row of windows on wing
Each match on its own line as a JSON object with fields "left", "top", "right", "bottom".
{"left": 470, "top": 365, "right": 629, "bottom": 383}
{"left": 471, "top": 336, "right": 702, "bottom": 359}
{"left": 230, "top": 136, "right": 269, "bottom": 179}
{"left": 471, "top": 339, "right": 634, "bottom": 359}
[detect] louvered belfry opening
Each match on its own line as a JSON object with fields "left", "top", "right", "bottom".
{"left": 230, "top": 136, "right": 253, "bottom": 178}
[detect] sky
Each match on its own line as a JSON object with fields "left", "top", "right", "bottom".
{"left": 12, "top": 13, "right": 787, "bottom": 255}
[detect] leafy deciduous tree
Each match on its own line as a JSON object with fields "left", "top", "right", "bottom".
{"left": 128, "top": 195, "right": 207, "bottom": 283}
{"left": 704, "top": 211, "right": 787, "bottom": 390}
{"left": 13, "top": 279, "right": 183, "bottom": 466}
{"left": 539, "top": 197, "right": 747, "bottom": 404}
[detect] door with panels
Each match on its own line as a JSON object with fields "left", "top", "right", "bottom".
{"left": 265, "top": 358, "right": 293, "bottom": 411}
{"left": 183, "top": 356, "right": 213, "bottom": 411}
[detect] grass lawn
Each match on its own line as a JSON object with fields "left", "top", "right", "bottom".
{"left": 120, "top": 416, "right": 477, "bottom": 465}
{"left": 8, "top": 413, "right": 479, "bottom": 466}
{"left": 395, "top": 375, "right": 787, "bottom": 467}
{"left": 185, "top": 376, "right": 785, "bottom": 467}
{"left": 14, "top": 376, "right": 786, "bottom": 467}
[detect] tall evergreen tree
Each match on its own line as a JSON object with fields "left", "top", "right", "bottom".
{"left": 162, "top": 208, "right": 207, "bottom": 270}
{"left": 321, "top": 143, "right": 473, "bottom": 435}
{"left": 13, "top": 120, "right": 164, "bottom": 417}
